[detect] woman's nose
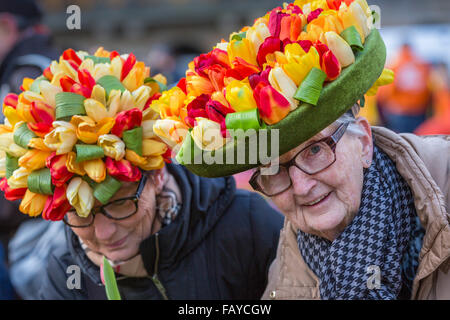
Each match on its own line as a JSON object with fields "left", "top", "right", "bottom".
{"left": 93, "top": 213, "right": 117, "bottom": 241}
{"left": 289, "top": 165, "right": 317, "bottom": 197}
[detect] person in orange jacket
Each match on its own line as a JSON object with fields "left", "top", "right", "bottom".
{"left": 415, "top": 62, "right": 450, "bottom": 135}
{"left": 377, "top": 43, "right": 432, "bottom": 133}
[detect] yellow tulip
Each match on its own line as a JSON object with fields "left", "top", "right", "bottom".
{"left": 186, "top": 71, "right": 215, "bottom": 96}
{"left": 71, "top": 115, "right": 115, "bottom": 144}
{"left": 19, "top": 190, "right": 48, "bottom": 217}
{"left": 246, "top": 23, "right": 271, "bottom": 54}
{"left": 98, "top": 134, "right": 126, "bottom": 161}
{"left": 3, "top": 106, "right": 22, "bottom": 127}
{"left": 107, "top": 89, "right": 122, "bottom": 118}
{"left": 28, "top": 138, "right": 52, "bottom": 152}
{"left": 90, "top": 85, "right": 107, "bottom": 108}
{"left": 66, "top": 177, "right": 94, "bottom": 218}
{"left": 142, "top": 120, "right": 156, "bottom": 139}
{"left": 142, "top": 139, "right": 168, "bottom": 157}
{"left": 84, "top": 99, "right": 109, "bottom": 123}
{"left": 83, "top": 158, "right": 106, "bottom": 183}
{"left": 132, "top": 86, "right": 151, "bottom": 111}
{"left": 366, "top": 68, "right": 395, "bottom": 96}
{"left": 324, "top": 31, "right": 355, "bottom": 67}
{"left": 225, "top": 80, "right": 258, "bottom": 112}
{"left": 18, "top": 149, "right": 52, "bottom": 171}
{"left": 282, "top": 44, "right": 321, "bottom": 86}
{"left": 125, "top": 149, "right": 165, "bottom": 171}
{"left": 39, "top": 81, "right": 61, "bottom": 108}
{"left": 191, "top": 118, "right": 227, "bottom": 152}
{"left": 338, "top": 2, "right": 370, "bottom": 43}
{"left": 21, "top": 78, "right": 34, "bottom": 91}
{"left": 60, "top": 59, "right": 78, "bottom": 80}
{"left": 123, "top": 61, "right": 147, "bottom": 92}
{"left": 44, "top": 121, "right": 78, "bottom": 155}
{"left": 228, "top": 38, "right": 258, "bottom": 67}
{"left": 66, "top": 151, "right": 86, "bottom": 176}
{"left": 355, "top": 0, "right": 371, "bottom": 18}
{"left": 268, "top": 67, "right": 299, "bottom": 110}
{"left": 153, "top": 118, "right": 189, "bottom": 149}
{"left": 8, "top": 167, "right": 30, "bottom": 189}
{"left": 0, "top": 128, "right": 27, "bottom": 158}
{"left": 110, "top": 56, "right": 123, "bottom": 80}
{"left": 150, "top": 86, "right": 187, "bottom": 120}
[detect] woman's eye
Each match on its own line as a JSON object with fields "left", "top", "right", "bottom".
{"left": 310, "top": 145, "right": 321, "bottom": 155}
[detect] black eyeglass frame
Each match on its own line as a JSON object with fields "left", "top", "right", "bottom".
{"left": 249, "top": 122, "right": 349, "bottom": 197}
{"left": 63, "top": 174, "right": 148, "bottom": 228}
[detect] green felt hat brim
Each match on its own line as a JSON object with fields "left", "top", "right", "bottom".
{"left": 178, "top": 29, "right": 386, "bottom": 178}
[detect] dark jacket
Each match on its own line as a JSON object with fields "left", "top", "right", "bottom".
{"left": 39, "top": 164, "right": 283, "bottom": 300}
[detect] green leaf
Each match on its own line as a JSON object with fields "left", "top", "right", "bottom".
{"left": 225, "top": 108, "right": 265, "bottom": 131}
{"left": 27, "top": 168, "right": 53, "bottom": 195}
{"left": 102, "top": 256, "right": 121, "bottom": 300}
{"left": 294, "top": 67, "right": 327, "bottom": 106}
{"left": 123, "top": 127, "right": 143, "bottom": 156}
{"left": 341, "top": 26, "right": 364, "bottom": 52}
{"left": 55, "top": 92, "right": 86, "bottom": 121}
{"left": 144, "top": 77, "right": 168, "bottom": 92}
{"left": 93, "top": 175, "right": 122, "bottom": 205}
{"left": 97, "top": 75, "right": 126, "bottom": 99}
{"left": 5, "top": 154, "right": 18, "bottom": 179}
{"left": 84, "top": 55, "right": 111, "bottom": 65}
{"left": 13, "top": 122, "right": 36, "bottom": 149}
{"left": 75, "top": 144, "right": 105, "bottom": 163}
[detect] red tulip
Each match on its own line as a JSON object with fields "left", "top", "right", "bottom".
{"left": 321, "top": 50, "right": 341, "bottom": 80}
{"left": 286, "top": 3, "right": 303, "bottom": 14}
{"left": 206, "top": 100, "right": 235, "bottom": 137}
{"left": 307, "top": 8, "right": 324, "bottom": 23}
{"left": 298, "top": 40, "right": 313, "bottom": 53}
{"left": 105, "top": 157, "right": 142, "bottom": 182}
{"left": 43, "top": 66, "right": 53, "bottom": 81}
{"left": 70, "top": 83, "right": 91, "bottom": 98}
{"left": 177, "top": 78, "right": 187, "bottom": 94}
{"left": 268, "top": 9, "right": 289, "bottom": 38}
{"left": 62, "top": 49, "right": 82, "bottom": 67}
{"left": 110, "top": 50, "right": 120, "bottom": 60}
{"left": 4, "top": 93, "right": 18, "bottom": 109}
{"left": 194, "top": 48, "right": 230, "bottom": 76}
{"left": 60, "top": 76, "right": 76, "bottom": 92}
{"left": 78, "top": 69, "right": 96, "bottom": 92}
{"left": 42, "top": 184, "right": 72, "bottom": 221}
{"left": 0, "top": 178, "right": 27, "bottom": 201}
{"left": 185, "top": 94, "right": 210, "bottom": 127}
{"left": 256, "top": 83, "right": 291, "bottom": 125}
{"left": 257, "top": 37, "right": 283, "bottom": 67}
{"left": 46, "top": 152, "right": 74, "bottom": 187}
{"left": 144, "top": 92, "right": 162, "bottom": 110}
{"left": 279, "top": 15, "right": 292, "bottom": 41}
{"left": 121, "top": 53, "right": 136, "bottom": 81}
{"left": 226, "top": 57, "right": 260, "bottom": 81}
{"left": 28, "top": 101, "right": 55, "bottom": 135}
{"left": 204, "top": 64, "right": 227, "bottom": 92}
{"left": 111, "top": 108, "right": 143, "bottom": 137}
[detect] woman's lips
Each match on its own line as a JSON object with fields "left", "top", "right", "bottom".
{"left": 105, "top": 236, "right": 128, "bottom": 249}
{"left": 303, "top": 192, "right": 332, "bottom": 208}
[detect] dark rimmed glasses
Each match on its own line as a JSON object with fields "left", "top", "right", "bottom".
{"left": 63, "top": 175, "right": 148, "bottom": 228}
{"left": 249, "top": 122, "right": 349, "bottom": 197}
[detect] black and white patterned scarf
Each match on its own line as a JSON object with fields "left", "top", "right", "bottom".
{"left": 297, "top": 145, "right": 421, "bottom": 300}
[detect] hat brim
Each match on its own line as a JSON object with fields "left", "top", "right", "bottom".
{"left": 178, "top": 29, "right": 386, "bottom": 178}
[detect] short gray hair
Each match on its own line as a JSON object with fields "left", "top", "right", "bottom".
{"left": 333, "top": 103, "right": 365, "bottom": 137}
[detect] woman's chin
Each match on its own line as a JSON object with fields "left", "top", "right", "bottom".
{"left": 304, "top": 209, "right": 348, "bottom": 239}
{"left": 103, "top": 246, "right": 138, "bottom": 263}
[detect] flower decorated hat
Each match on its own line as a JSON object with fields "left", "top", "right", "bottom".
{"left": 0, "top": 47, "right": 170, "bottom": 220}
{"left": 151, "top": 0, "right": 394, "bottom": 178}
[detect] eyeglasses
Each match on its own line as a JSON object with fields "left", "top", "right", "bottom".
{"left": 63, "top": 175, "right": 148, "bottom": 228}
{"left": 249, "top": 122, "right": 349, "bottom": 197}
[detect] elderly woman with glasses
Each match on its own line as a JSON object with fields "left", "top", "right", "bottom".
{"left": 249, "top": 105, "right": 450, "bottom": 300}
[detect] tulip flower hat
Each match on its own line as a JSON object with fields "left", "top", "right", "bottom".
{"left": 151, "top": 0, "right": 394, "bottom": 177}
{"left": 0, "top": 48, "right": 170, "bottom": 220}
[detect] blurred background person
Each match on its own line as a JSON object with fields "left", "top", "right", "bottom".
{"left": 415, "top": 62, "right": 450, "bottom": 135}
{"left": 377, "top": 43, "right": 432, "bottom": 133}
{"left": 0, "top": 0, "right": 60, "bottom": 300}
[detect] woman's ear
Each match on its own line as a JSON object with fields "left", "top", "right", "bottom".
{"left": 355, "top": 117, "right": 373, "bottom": 168}
{"left": 150, "top": 168, "right": 166, "bottom": 195}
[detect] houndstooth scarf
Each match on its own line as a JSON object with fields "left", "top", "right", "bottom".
{"left": 297, "top": 145, "right": 419, "bottom": 300}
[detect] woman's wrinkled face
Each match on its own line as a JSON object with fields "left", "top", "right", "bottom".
{"left": 270, "top": 118, "right": 373, "bottom": 241}
{"left": 71, "top": 174, "right": 160, "bottom": 262}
